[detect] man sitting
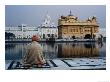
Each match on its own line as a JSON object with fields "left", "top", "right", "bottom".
{"left": 23, "top": 35, "right": 46, "bottom": 68}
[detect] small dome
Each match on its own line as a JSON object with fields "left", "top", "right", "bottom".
{"left": 41, "top": 14, "right": 56, "bottom": 27}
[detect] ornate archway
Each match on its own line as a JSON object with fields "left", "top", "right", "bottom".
{"left": 72, "top": 36, "right": 76, "bottom": 39}
{"left": 84, "top": 34, "right": 92, "bottom": 39}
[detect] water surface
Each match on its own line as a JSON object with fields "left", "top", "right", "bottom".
{"left": 5, "top": 42, "right": 106, "bottom": 60}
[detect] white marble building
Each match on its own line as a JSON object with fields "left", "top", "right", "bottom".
{"left": 5, "top": 24, "right": 39, "bottom": 39}
{"left": 39, "top": 14, "right": 58, "bottom": 39}
{"left": 5, "top": 15, "right": 58, "bottom": 39}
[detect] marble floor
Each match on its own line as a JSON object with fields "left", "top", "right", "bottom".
{"left": 5, "top": 57, "right": 106, "bottom": 70}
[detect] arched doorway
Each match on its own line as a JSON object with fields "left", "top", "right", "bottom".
{"left": 84, "top": 34, "right": 92, "bottom": 39}
{"left": 72, "top": 36, "right": 75, "bottom": 39}
{"left": 93, "top": 34, "right": 96, "bottom": 39}
{"left": 43, "top": 34, "right": 45, "bottom": 39}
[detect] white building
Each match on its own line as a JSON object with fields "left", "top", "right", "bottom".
{"left": 39, "top": 14, "right": 58, "bottom": 39}
{"left": 5, "top": 24, "right": 39, "bottom": 39}
{"left": 5, "top": 14, "right": 58, "bottom": 39}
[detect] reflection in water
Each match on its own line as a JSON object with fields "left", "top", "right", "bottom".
{"left": 5, "top": 44, "right": 16, "bottom": 50}
{"left": 58, "top": 43, "right": 99, "bottom": 58}
{"left": 5, "top": 42, "right": 106, "bottom": 60}
{"left": 41, "top": 43, "right": 58, "bottom": 59}
{"left": 5, "top": 43, "right": 24, "bottom": 60}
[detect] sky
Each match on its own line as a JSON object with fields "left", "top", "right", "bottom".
{"left": 5, "top": 5, "right": 106, "bottom": 29}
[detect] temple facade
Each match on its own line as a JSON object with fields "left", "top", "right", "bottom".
{"left": 39, "top": 14, "right": 58, "bottom": 39}
{"left": 58, "top": 11, "right": 99, "bottom": 39}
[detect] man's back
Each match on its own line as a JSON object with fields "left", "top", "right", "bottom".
{"left": 23, "top": 41, "right": 46, "bottom": 65}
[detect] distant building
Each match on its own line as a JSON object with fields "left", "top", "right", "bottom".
{"left": 5, "top": 14, "right": 58, "bottom": 39}
{"left": 58, "top": 11, "right": 99, "bottom": 39}
{"left": 39, "top": 14, "right": 58, "bottom": 39}
{"left": 5, "top": 24, "right": 39, "bottom": 39}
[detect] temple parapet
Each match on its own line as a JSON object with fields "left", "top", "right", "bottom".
{"left": 58, "top": 11, "right": 99, "bottom": 39}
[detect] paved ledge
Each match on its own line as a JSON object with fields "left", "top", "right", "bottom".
{"left": 5, "top": 39, "right": 97, "bottom": 43}
{"left": 5, "top": 57, "right": 106, "bottom": 70}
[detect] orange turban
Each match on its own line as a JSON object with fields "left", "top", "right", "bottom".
{"left": 32, "top": 35, "right": 40, "bottom": 41}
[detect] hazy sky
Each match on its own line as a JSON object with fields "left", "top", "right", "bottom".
{"left": 5, "top": 5, "right": 106, "bottom": 28}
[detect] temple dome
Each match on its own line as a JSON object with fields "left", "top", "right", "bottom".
{"left": 41, "top": 14, "right": 56, "bottom": 27}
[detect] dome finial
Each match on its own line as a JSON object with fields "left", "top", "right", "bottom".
{"left": 69, "top": 10, "right": 72, "bottom": 16}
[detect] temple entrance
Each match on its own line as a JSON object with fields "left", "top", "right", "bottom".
{"left": 43, "top": 34, "right": 45, "bottom": 39}
{"left": 84, "top": 34, "right": 92, "bottom": 39}
{"left": 72, "top": 36, "right": 75, "bottom": 39}
{"left": 93, "top": 34, "right": 96, "bottom": 39}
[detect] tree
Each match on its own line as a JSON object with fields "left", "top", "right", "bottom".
{"left": 5, "top": 32, "right": 15, "bottom": 39}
